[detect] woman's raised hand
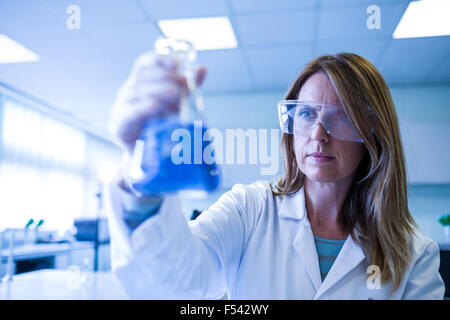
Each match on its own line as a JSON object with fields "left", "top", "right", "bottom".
{"left": 108, "top": 51, "right": 206, "bottom": 154}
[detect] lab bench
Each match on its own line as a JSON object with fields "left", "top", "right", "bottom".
{"left": 0, "top": 241, "right": 111, "bottom": 278}
{"left": 0, "top": 269, "right": 127, "bottom": 299}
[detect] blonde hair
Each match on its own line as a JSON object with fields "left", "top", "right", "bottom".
{"left": 271, "top": 53, "right": 417, "bottom": 291}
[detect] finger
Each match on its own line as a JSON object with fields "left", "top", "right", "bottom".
{"left": 132, "top": 51, "right": 157, "bottom": 72}
{"left": 157, "top": 54, "right": 180, "bottom": 71}
{"left": 133, "top": 81, "right": 182, "bottom": 101}
{"left": 128, "top": 82, "right": 182, "bottom": 116}
{"left": 133, "top": 52, "right": 179, "bottom": 73}
{"left": 134, "top": 68, "right": 187, "bottom": 88}
{"left": 195, "top": 66, "right": 207, "bottom": 87}
{"left": 115, "top": 79, "right": 181, "bottom": 116}
{"left": 132, "top": 94, "right": 180, "bottom": 122}
{"left": 137, "top": 64, "right": 205, "bottom": 89}
{"left": 118, "top": 69, "right": 186, "bottom": 103}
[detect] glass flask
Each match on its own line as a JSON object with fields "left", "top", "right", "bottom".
{"left": 127, "top": 38, "right": 221, "bottom": 195}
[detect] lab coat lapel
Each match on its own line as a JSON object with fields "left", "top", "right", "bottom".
{"left": 315, "top": 233, "right": 366, "bottom": 298}
{"left": 293, "top": 220, "right": 323, "bottom": 292}
{"left": 279, "top": 187, "right": 322, "bottom": 292}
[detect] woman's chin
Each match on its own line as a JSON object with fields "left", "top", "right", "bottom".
{"left": 304, "top": 173, "right": 338, "bottom": 183}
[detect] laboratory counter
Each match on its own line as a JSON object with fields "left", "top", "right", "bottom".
{"left": 1, "top": 241, "right": 95, "bottom": 263}
{"left": 0, "top": 269, "right": 127, "bottom": 299}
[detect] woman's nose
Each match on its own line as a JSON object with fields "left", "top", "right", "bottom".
{"left": 310, "top": 122, "right": 330, "bottom": 143}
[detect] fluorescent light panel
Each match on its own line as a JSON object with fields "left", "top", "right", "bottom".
{"left": 158, "top": 16, "right": 238, "bottom": 51}
{"left": 393, "top": 0, "right": 450, "bottom": 39}
{"left": 0, "top": 34, "right": 39, "bottom": 64}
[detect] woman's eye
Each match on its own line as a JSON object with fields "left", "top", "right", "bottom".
{"left": 298, "top": 109, "right": 316, "bottom": 120}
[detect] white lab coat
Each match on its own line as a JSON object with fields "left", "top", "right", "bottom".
{"left": 104, "top": 179, "right": 445, "bottom": 299}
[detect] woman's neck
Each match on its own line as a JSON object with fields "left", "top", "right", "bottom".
{"left": 304, "top": 177, "right": 353, "bottom": 240}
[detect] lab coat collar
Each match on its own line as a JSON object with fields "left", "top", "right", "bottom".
{"left": 279, "top": 186, "right": 366, "bottom": 297}
{"left": 277, "top": 186, "right": 307, "bottom": 221}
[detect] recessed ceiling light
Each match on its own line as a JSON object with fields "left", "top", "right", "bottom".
{"left": 0, "top": 34, "right": 39, "bottom": 64}
{"left": 393, "top": 0, "right": 450, "bottom": 39}
{"left": 158, "top": 16, "right": 238, "bottom": 51}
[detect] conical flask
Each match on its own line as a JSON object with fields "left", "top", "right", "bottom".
{"left": 127, "top": 38, "right": 221, "bottom": 195}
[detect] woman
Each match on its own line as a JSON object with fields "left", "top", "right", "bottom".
{"left": 105, "top": 52, "right": 445, "bottom": 299}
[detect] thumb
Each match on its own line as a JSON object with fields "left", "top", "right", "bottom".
{"left": 195, "top": 66, "right": 207, "bottom": 87}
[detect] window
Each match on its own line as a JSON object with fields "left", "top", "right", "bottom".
{"left": 0, "top": 96, "right": 89, "bottom": 234}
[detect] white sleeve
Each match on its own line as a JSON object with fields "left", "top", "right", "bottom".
{"left": 401, "top": 242, "right": 445, "bottom": 300}
{"left": 103, "top": 179, "right": 264, "bottom": 299}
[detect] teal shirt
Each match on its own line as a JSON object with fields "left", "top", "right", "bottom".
{"left": 313, "top": 235, "right": 345, "bottom": 281}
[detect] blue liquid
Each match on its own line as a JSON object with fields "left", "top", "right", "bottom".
{"left": 130, "top": 118, "right": 221, "bottom": 195}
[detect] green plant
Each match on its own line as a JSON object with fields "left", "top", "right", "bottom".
{"left": 438, "top": 214, "right": 450, "bottom": 226}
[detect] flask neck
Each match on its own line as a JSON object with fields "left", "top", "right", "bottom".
{"left": 178, "top": 66, "right": 206, "bottom": 124}
{"left": 179, "top": 93, "right": 204, "bottom": 122}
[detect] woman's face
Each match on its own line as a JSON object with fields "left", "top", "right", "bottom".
{"left": 294, "top": 72, "right": 366, "bottom": 183}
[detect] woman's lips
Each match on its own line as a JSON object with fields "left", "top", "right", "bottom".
{"left": 308, "top": 153, "right": 335, "bottom": 162}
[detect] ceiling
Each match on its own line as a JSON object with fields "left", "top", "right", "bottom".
{"left": 0, "top": 0, "right": 449, "bottom": 136}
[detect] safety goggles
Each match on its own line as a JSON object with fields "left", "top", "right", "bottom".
{"left": 278, "top": 100, "right": 363, "bottom": 142}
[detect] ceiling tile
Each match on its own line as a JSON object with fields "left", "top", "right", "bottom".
{"left": 106, "top": 56, "right": 136, "bottom": 84}
{"left": 0, "top": 59, "right": 83, "bottom": 115}
{"left": 0, "top": 0, "right": 61, "bottom": 31}
{"left": 197, "top": 49, "right": 254, "bottom": 93}
{"left": 136, "top": 0, "right": 230, "bottom": 20}
{"left": 378, "top": 38, "right": 450, "bottom": 84}
{"left": 318, "top": 3, "right": 409, "bottom": 41}
{"left": 0, "top": 0, "right": 148, "bottom": 33}
{"left": 0, "top": 55, "right": 120, "bottom": 132}
{"left": 45, "top": 0, "right": 148, "bottom": 28}
{"left": 246, "top": 45, "right": 314, "bottom": 90}
{"left": 3, "top": 23, "right": 160, "bottom": 64}
{"left": 48, "top": 55, "right": 124, "bottom": 90}
{"left": 2, "top": 28, "right": 105, "bottom": 60}
{"left": 315, "top": 39, "right": 387, "bottom": 64}
{"left": 235, "top": 11, "right": 316, "bottom": 46}
{"left": 378, "top": 37, "right": 450, "bottom": 66}
{"left": 86, "top": 23, "right": 161, "bottom": 57}
{"left": 378, "top": 62, "right": 437, "bottom": 85}
{"left": 428, "top": 54, "right": 450, "bottom": 83}
{"left": 321, "top": 0, "right": 411, "bottom": 8}
{"left": 229, "top": 0, "right": 318, "bottom": 13}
